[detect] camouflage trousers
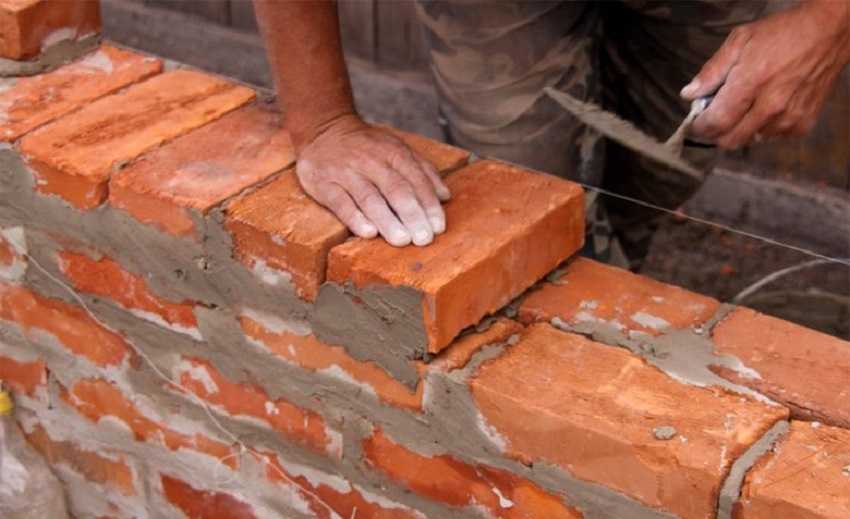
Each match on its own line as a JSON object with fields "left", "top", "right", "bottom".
{"left": 416, "top": 0, "right": 767, "bottom": 269}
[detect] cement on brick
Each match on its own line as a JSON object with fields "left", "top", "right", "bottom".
{"left": 0, "top": 34, "right": 100, "bottom": 77}
{"left": 717, "top": 419, "right": 789, "bottom": 519}
{"left": 312, "top": 281, "right": 426, "bottom": 389}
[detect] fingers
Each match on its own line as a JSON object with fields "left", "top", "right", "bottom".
{"left": 714, "top": 90, "right": 787, "bottom": 149}
{"left": 417, "top": 157, "right": 451, "bottom": 202}
{"left": 682, "top": 26, "right": 750, "bottom": 99}
{"left": 370, "top": 163, "right": 435, "bottom": 246}
{"left": 344, "top": 174, "right": 413, "bottom": 247}
{"left": 690, "top": 65, "right": 757, "bottom": 141}
{"left": 319, "top": 183, "right": 378, "bottom": 239}
{"left": 395, "top": 156, "right": 448, "bottom": 236}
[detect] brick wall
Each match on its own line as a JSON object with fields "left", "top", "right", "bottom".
{"left": 1, "top": 4, "right": 848, "bottom": 519}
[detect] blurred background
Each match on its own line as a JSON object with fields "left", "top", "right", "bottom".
{"left": 100, "top": 0, "right": 849, "bottom": 338}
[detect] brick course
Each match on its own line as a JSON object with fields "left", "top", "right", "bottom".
{"left": 0, "top": 37, "right": 845, "bottom": 519}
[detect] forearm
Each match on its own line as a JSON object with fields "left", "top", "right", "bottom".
{"left": 253, "top": 0, "right": 357, "bottom": 150}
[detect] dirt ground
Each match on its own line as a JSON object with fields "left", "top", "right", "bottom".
{"left": 642, "top": 216, "right": 850, "bottom": 340}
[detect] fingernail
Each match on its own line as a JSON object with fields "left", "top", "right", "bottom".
{"left": 436, "top": 185, "right": 451, "bottom": 201}
{"left": 358, "top": 223, "right": 378, "bottom": 238}
{"left": 388, "top": 228, "right": 411, "bottom": 247}
{"left": 680, "top": 80, "right": 700, "bottom": 98}
{"left": 412, "top": 227, "right": 433, "bottom": 246}
{"left": 429, "top": 215, "right": 445, "bottom": 234}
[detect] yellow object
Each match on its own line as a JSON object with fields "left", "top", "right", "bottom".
{"left": 0, "top": 390, "right": 13, "bottom": 416}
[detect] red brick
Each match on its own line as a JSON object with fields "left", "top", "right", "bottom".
{"left": 735, "top": 421, "right": 850, "bottom": 519}
{"left": 0, "top": 282, "right": 129, "bottom": 366}
{"left": 57, "top": 250, "right": 198, "bottom": 336}
{"left": 712, "top": 307, "right": 850, "bottom": 428}
{"left": 225, "top": 170, "right": 348, "bottom": 301}
{"left": 363, "top": 429, "right": 582, "bottom": 518}
{"left": 430, "top": 318, "right": 524, "bottom": 372}
{"left": 176, "top": 357, "right": 337, "bottom": 456}
{"left": 0, "top": 0, "right": 100, "bottom": 60}
{"left": 470, "top": 323, "right": 789, "bottom": 519}
{"left": 240, "top": 314, "right": 423, "bottom": 411}
{"left": 261, "top": 452, "right": 423, "bottom": 519}
{"left": 0, "top": 44, "right": 161, "bottom": 142}
{"left": 110, "top": 104, "right": 294, "bottom": 236}
{"left": 0, "top": 354, "right": 45, "bottom": 394}
{"left": 519, "top": 257, "right": 720, "bottom": 336}
{"left": 380, "top": 125, "right": 470, "bottom": 174}
{"left": 25, "top": 423, "right": 135, "bottom": 496}
{"left": 18, "top": 69, "right": 255, "bottom": 209}
{"left": 63, "top": 378, "right": 237, "bottom": 467}
{"left": 327, "top": 160, "right": 585, "bottom": 354}
{"left": 161, "top": 474, "right": 257, "bottom": 519}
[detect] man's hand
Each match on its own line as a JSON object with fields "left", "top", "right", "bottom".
{"left": 682, "top": 0, "right": 850, "bottom": 149}
{"left": 297, "top": 115, "right": 450, "bottom": 247}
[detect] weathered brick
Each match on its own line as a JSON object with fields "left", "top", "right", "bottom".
{"left": 57, "top": 250, "right": 199, "bottom": 338}
{"left": 325, "top": 160, "right": 584, "bottom": 355}
{"left": 519, "top": 257, "right": 720, "bottom": 336}
{"left": 380, "top": 125, "right": 470, "bottom": 174}
{"left": 261, "top": 452, "right": 423, "bottom": 519}
{"left": 0, "top": 0, "right": 100, "bottom": 60}
{"left": 712, "top": 307, "right": 850, "bottom": 428}
{"left": 63, "top": 378, "right": 237, "bottom": 467}
{"left": 240, "top": 314, "right": 423, "bottom": 410}
{"left": 25, "top": 423, "right": 136, "bottom": 496}
{"left": 470, "top": 323, "right": 789, "bottom": 519}
{"left": 0, "top": 354, "right": 45, "bottom": 394}
{"left": 363, "top": 428, "right": 582, "bottom": 518}
{"left": 176, "top": 357, "right": 338, "bottom": 456}
{"left": 735, "top": 421, "right": 850, "bottom": 519}
{"left": 110, "top": 104, "right": 294, "bottom": 236}
{"left": 0, "top": 282, "right": 129, "bottom": 366}
{"left": 224, "top": 170, "right": 348, "bottom": 301}
{"left": 19, "top": 69, "right": 255, "bottom": 209}
{"left": 161, "top": 474, "right": 257, "bottom": 519}
{"left": 0, "top": 45, "right": 161, "bottom": 142}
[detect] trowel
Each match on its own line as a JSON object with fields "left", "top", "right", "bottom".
{"left": 545, "top": 87, "right": 712, "bottom": 181}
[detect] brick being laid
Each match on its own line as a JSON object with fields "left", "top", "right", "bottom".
{"left": 468, "top": 323, "right": 789, "bottom": 519}
{"left": 18, "top": 68, "right": 255, "bottom": 209}
{"left": 735, "top": 421, "right": 850, "bottom": 519}
{"left": 312, "top": 159, "right": 584, "bottom": 386}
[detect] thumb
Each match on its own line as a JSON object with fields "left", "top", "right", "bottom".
{"left": 681, "top": 26, "right": 749, "bottom": 99}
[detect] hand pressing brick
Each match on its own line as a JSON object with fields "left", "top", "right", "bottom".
{"left": 379, "top": 125, "right": 470, "bottom": 175}
{"left": 19, "top": 69, "right": 255, "bottom": 209}
{"left": 0, "top": 45, "right": 161, "bottom": 142}
{"left": 470, "top": 323, "right": 789, "bottom": 519}
{"left": 313, "top": 160, "right": 584, "bottom": 386}
{"left": 110, "top": 104, "right": 294, "bottom": 237}
{"left": 0, "top": 0, "right": 100, "bottom": 60}
{"left": 736, "top": 421, "right": 850, "bottom": 519}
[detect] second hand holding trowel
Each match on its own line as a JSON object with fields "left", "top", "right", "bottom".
{"left": 544, "top": 87, "right": 713, "bottom": 181}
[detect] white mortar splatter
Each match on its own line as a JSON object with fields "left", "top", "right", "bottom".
{"left": 630, "top": 312, "right": 670, "bottom": 331}
{"left": 175, "top": 360, "right": 219, "bottom": 395}
{"left": 242, "top": 308, "right": 311, "bottom": 337}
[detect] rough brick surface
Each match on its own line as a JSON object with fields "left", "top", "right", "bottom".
{"left": 0, "top": 45, "right": 161, "bottom": 142}
{"left": 19, "top": 69, "right": 255, "bottom": 209}
{"left": 58, "top": 250, "right": 199, "bottom": 338}
{"left": 176, "top": 357, "right": 338, "bottom": 456}
{"left": 25, "top": 423, "right": 136, "bottom": 496}
{"left": 326, "top": 160, "right": 585, "bottom": 354}
{"left": 0, "top": 0, "right": 100, "bottom": 60}
{"left": 241, "top": 314, "right": 423, "bottom": 410}
{"left": 470, "top": 323, "right": 789, "bottom": 519}
{"left": 110, "top": 104, "right": 294, "bottom": 236}
{"left": 736, "top": 421, "right": 850, "bottom": 519}
{"left": 63, "top": 378, "right": 237, "bottom": 466}
{"left": 0, "top": 282, "right": 129, "bottom": 366}
{"left": 225, "top": 170, "right": 348, "bottom": 301}
{"left": 713, "top": 307, "right": 850, "bottom": 428}
{"left": 0, "top": 354, "right": 45, "bottom": 394}
{"left": 520, "top": 257, "right": 720, "bottom": 336}
{"left": 161, "top": 474, "right": 257, "bottom": 519}
{"left": 363, "top": 428, "right": 583, "bottom": 518}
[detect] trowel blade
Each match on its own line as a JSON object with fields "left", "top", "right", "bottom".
{"left": 545, "top": 87, "right": 704, "bottom": 181}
